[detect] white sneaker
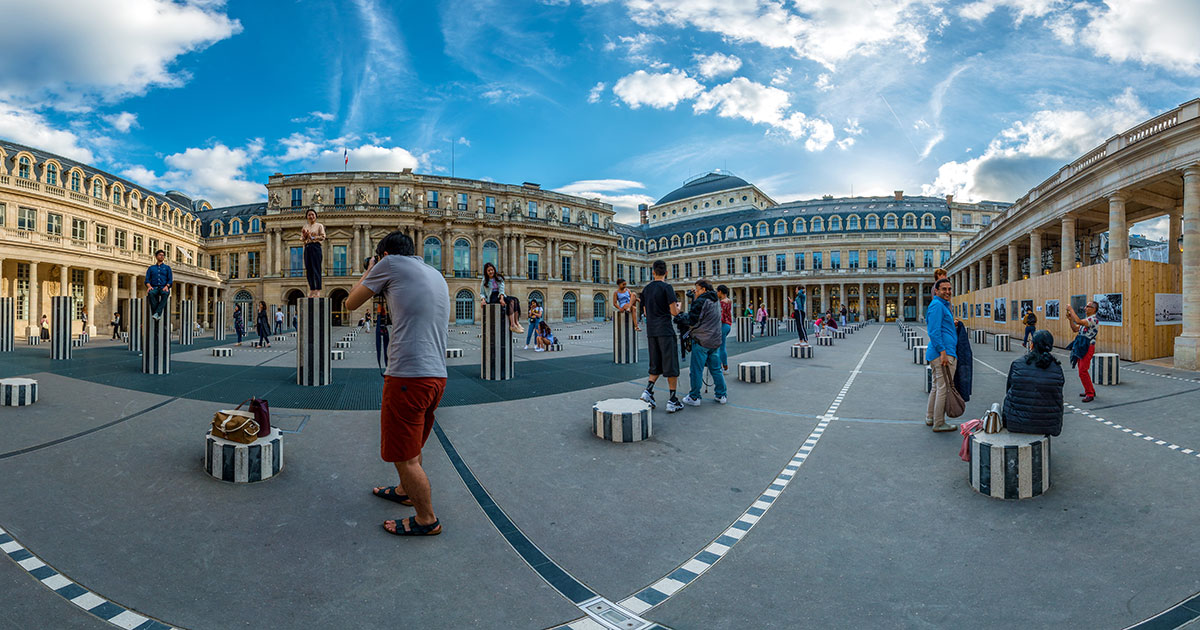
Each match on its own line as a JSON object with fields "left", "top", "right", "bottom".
{"left": 666, "top": 398, "right": 684, "bottom": 413}
{"left": 535, "top": 348, "right": 544, "bottom": 352}
{"left": 640, "top": 389, "right": 656, "bottom": 409}
{"left": 524, "top": 345, "right": 529, "bottom": 349}
{"left": 682, "top": 394, "right": 701, "bottom": 406}
{"left": 715, "top": 395, "right": 728, "bottom": 404}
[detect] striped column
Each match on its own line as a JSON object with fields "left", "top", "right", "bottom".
{"left": 481, "top": 303, "right": 513, "bottom": 380}
{"left": 213, "top": 301, "right": 227, "bottom": 341}
{"left": 738, "top": 361, "right": 772, "bottom": 383}
{"left": 973, "top": 329, "right": 987, "bottom": 344}
{"left": 127, "top": 298, "right": 143, "bottom": 353}
{"left": 179, "top": 299, "right": 195, "bottom": 345}
{"left": 764, "top": 318, "right": 779, "bottom": 337}
{"left": 906, "top": 335, "right": 924, "bottom": 350}
{"left": 1091, "top": 353, "right": 1120, "bottom": 385}
{"left": 994, "top": 334, "right": 1011, "bottom": 352}
{"left": 50, "top": 296, "right": 72, "bottom": 360}
{"left": 1, "top": 378, "right": 38, "bottom": 406}
{"left": 968, "top": 432, "right": 1051, "bottom": 500}
{"left": 613, "top": 310, "right": 638, "bottom": 364}
{"left": 205, "top": 429, "right": 283, "bottom": 483}
{"left": 914, "top": 345, "right": 928, "bottom": 364}
{"left": 142, "top": 299, "right": 170, "bottom": 374}
{"left": 735, "top": 317, "right": 754, "bottom": 342}
{"left": 591, "top": 398, "right": 652, "bottom": 442}
{"left": 923, "top": 365, "right": 933, "bottom": 393}
{"left": 0, "top": 297, "right": 13, "bottom": 353}
{"left": 790, "top": 344, "right": 812, "bottom": 359}
{"left": 297, "top": 297, "right": 332, "bottom": 386}
{"left": 817, "top": 336, "right": 833, "bottom": 346}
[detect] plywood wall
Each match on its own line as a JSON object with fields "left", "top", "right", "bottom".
{"left": 955, "top": 259, "right": 1181, "bottom": 362}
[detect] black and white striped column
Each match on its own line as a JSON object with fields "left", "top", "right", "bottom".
{"left": 592, "top": 398, "right": 652, "bottom": 442}
{"left": 914, "top": 345, "right": 928, "bottom": 364}
{"left": 906, "top": 335, "right": 924, "bottom": 350}
{"left": 924, "top": 365, "right": 933, "bottom": 393}
{"left": 1091, "top": 353, "right": 1120, "bottom": 385}
{"left": 817, "top": 336, "right": 833, "bottom": 346}
{"left": 783, "top": 318, "right": 796, "bottom": 333}
{"left": 994, "top": 334, "right": 1011, "bottom": 352}
{"left": 0, "top": 297, "right": 13, "bottom": 353}
{"left": 613, "top": 310, "right": 638, "bottom": 364}
{"left": 50, "top": 296, "right": 72, "bottom": 360}
{"left": 481, "top": 303, "right": 513, "bottom": 380}
{"left": 973, "top": 329, "right": 986, "bottom": 344}
{"left": 297, "top": 297, "right": 332, "bottom": 386}
{"left": 127, "top": 298, "right": 143, "bottom": 353}
{"left": 205, "top": 429, "right": 283, "bottom": 483}
{"left": 1, "top": 378, "right": 38, "bottom": 406}
{"left": 179, "top": 299, "right": 195, "bottom": 345}
{"left": 968, "top": 432, "right": 1050, "bottom": 500}
{"left": 832, "top": 329, "right": 846, "bottom": 339}
{"left": 735, "top": 317, "right": 754, "bottom": 342}
{"left": 790, "top": 345, "right": 813, "bottom": 359}
{"left": 142, "top": 299, "right": 170, "bottom": 374}
{"left": 446, "top": 348, "right": 464, "bottom": 358}
{"left": 213, "top": 301, "right": 226, "bottom": 341}
{"left": 738, "top": 361, "right": 772, "bottom": 383}
{"left": 765, "top": 318, "right": 779, "bottom": 337}
{"left": 212, "top": 348, "right": 233, "bottom": 357}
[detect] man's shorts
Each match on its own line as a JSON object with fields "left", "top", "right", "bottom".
{"left": 647, "top": 335, "right": 680, "bottom": 378}
{"left": 380, "top": 376, "right": 447, "bottom": 463}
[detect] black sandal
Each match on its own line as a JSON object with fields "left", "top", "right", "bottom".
{"left": 372, "top": 485, "right": 414, "bottom": 506}
{"left": 383, "top": 517, "right": 441, "bottom": 536}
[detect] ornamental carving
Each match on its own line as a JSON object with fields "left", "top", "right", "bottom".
{"left": 356, "top": 188, "right": 368, "bottom": 204}
{"left": 401, "top": 188, "right": 412, "bottom": 203}
{"left": 311, "top": 189, "right": 323, "bottom": 205}
{"left": 268, "top": 192, "right": 281, "bottom": 208}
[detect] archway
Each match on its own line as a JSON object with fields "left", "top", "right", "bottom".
{"left": 285, "top": 289, "right": 304, "bottom": 330}
{"left": 592, "top": 293, "right": 606, "bottom": 321}
{"left": 329, "top": 288, "right": 350, "bottom": 326}
{"left": 455, "top": 289, "right": 475, "bottom": 324}
{"left": 563, "top": 292, "right": 577, "bottom": 323}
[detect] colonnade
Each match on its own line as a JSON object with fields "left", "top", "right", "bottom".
{"left": 695, "top": 279, "right": 932, "bottom": 322}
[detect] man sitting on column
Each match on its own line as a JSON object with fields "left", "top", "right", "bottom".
{"left": 681, "top": 279, "right": 727, "bottom": 407}
{"left": 145, "top": 249, "right": 172, "bottom": 321}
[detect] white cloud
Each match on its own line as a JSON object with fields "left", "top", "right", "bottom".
{"left": 346, "top": 0, "right": 411, "bottom": 128}
{"left": 613, "top": 69, "right": 704, "bottom": 109}
{"left": 557, "top": 179, "right": 647, "bottom": 194}
{"left": 0, "top": 0, "right": 240, "bottom": 104}
{"left": 122, "top": 140, "right": 264, "bottom": 207}
{"left": 844, "top": 118, "right": 864, "bottom": 136}
{"left": 555, "top": 179, "right": 654, "bottom": 224}
{"left": 481, "top": 87, "right": 523, "bottom": 103}
{"left": 957, "top": 0, "right": 1063, "bottom": 23}
{"left": 102, "top": 112, "right": 138, "bottom": 133}
{"left": 290, "top": 111, "right": 337, "bottom": 123}
{"left": 279, "top": 132, "right": 322, "bottom": 162}
{"left": 922, "top": 89, "right": 1149, "bottom": 202}
{"left": 0, "top": 102, "right": 94, "bottom": 162}
{"left": 694, "top": 52, "right": 743, "bottom": 78}
{"left": 311, "top": 145, "right": 420, "bottom": 172}
{"left": 770, "top": 67, "right": 792, "bottom": 86}
{"left": 1079, "top": 0, "right": 1200, "bottom": 75}
{"left": 814, "top": 73, "right": 833, "bottom": 91}
{"left": 616, "top": 32, "right": 665, "bottom": 65}
{"left": 588, "top": 82, "right": 607, "bottom": 103}
{"left": 692, "top": 77, "right": 836, "bottom": 150}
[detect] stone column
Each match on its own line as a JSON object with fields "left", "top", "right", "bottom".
{"left": 481, "top": 303, "right": 513, "bottom": 380}
{"left": 127, "top": 298, "right": 143, "bottom": 352}
{"left": 142, "top": 298, "right": 170, "bottom": 374}
{"left": 180, "top": 299, "right": 195, "bottom": 345}
{"left": 1108, "top": 192, "right": 1129, "bottom": 261}
{"left": 50, "top": 296, "right": 72, "bottom": 360}
{"left": 26, "top": 262, "right": 38, "bottom": 337}
{"left": 1007, "top": 243, "right": 1018, "bottom": 284}
{"left": 214, "top": 300, "right": 226, "bottom": 341}
{"left": 1175, "top": 166, "right": 1200, "bottom": 369}
{"left": 878, "top": 281, "right": 885, "bottom": 320}
{"left": 109, "top": 272, "right": 119, "bottom": 329}
{"left": 58, "top": 264, "right": 69, "bottom": 300}
{"left": 1170, "top": 205, "right": 1183, "bottom": 267}
{"left": 84, "top": 268, "right": 95, "bottom": 335}
{"left": 298, "top": 297, "right": 332, "bottom": 386}
{"left": 991, "top": 252, "right": 1000, "bottom": 288}
{"left": 0, "top": 296, "right": 13, "bottom": 352}
{"left": 1030, "top": 230, "right": 1043, "bottom": 276}
{"left": 350, "top": 226, "right": 359, "bottom": 276}
{"left": 1061, "top": 216, "right": 1077, "bottom": 270}
{"left": 613, "top": 310, "right": 638, "bottom": 364}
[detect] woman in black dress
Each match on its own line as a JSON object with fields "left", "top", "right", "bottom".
{"left": 255, "top": 301, "right": 272, "bottom": 348}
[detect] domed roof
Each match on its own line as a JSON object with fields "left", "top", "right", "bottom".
{"left": 655, "top": 171, "right": 752, "bottom": 206}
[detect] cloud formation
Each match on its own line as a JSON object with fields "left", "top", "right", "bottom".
{"left": 613, "top": 70, "right": 704, "bottom": 109}
{"left": 102, "top": 112, "right": 139, "bottom": 133}
{"left": 694, "top": 52, "right": 742, "bottom": 78}
{"left": 122, "top": 140, "right": 264, "bottom": 207}
{"left": 555, "top": 179, "right": 655, "bottom": 223}
{"left": 693, "top": 77, "right": 835, "bottom": 150}
{"left": 0, "top": 102, "right": 95, "bottom": 162}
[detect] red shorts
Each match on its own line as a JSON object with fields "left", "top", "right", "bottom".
{"left": 380, "top": 376, "right": 447, "bottom": 463}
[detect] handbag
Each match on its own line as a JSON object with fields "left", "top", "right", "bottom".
{"left": 941, "top": 363, "right": 966, "bottom": 419}
{"left": 248, "top": 397, "right": 271, "bottom": 437}
{"left": 982, "top": 402, "right": 1002, "bottom": 434}
{"left": 211, "top": 401, "right": 260, "bottom": 444}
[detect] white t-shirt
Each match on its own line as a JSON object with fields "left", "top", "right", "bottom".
{"left": 361, "top": 254, "right": 450, "bottom": 378}
{"left": 275, "top": 311, "right": 284, "bottom": 322}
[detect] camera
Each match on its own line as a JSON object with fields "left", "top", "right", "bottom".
{"left": 685, "top": 289, "right": 695, "bottom": 299}
{"left": 362, "top": 255, "right": 378, "bottom": 271}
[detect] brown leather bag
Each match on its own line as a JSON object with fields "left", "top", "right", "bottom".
{"left": 942, "top": 363, "right": 966, "bottom": 419}
{"left": 211, "top": 400, "right": 260, "bottom": 444}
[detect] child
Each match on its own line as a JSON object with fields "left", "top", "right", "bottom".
{"left": 535, "top": 321, "right": 556, "bottom": 352}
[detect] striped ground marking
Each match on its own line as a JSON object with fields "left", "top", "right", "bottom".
{"left": 1064, "top": 403, "right": 1200, "bottom": 460}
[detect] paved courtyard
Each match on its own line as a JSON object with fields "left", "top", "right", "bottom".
{"left": 1, "top": 322, "right": 1199, "bottom": 629}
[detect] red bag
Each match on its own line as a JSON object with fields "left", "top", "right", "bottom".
{"left": 249, "top": 397, "right": 271, "bottom": 437}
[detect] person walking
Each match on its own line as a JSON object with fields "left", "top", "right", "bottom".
{"left": 756, "top": 302, "right": 768, "bottom": 336}
{"left": 793, "top": 287, "right": 808, "bottom": 345}
{"left": 39, "top": 314, "right": 49, "bottom": 340}
{"left": 144, "top": 249, "right": 172, "bottom": 320}
{"left": 1021, "top": 307, "right": 1037, "bottom": 348}
{"left": 80, "top": 308, "right": 88, "bottom": 336}
{"left": 613, "top": 279, "right": 640, "bottom": 331}
{"left": 1066, "top": 299, "right": 1100, "bottom": 403}
{"left": 233, "top": 304, "right": 245, "bottom": 346}
{"left": 524, "top": 299, "right": 544, "bottom": 349}
{"left": 302, "top": 209, "right": 326, "bottom": 298}
{"left": 110, "top": 311, "right": 121, "bottom": 340}
{"left": 1002, "top": 330, "right": 1064, "bottom": 436}
{"left": 639, "top": 260, "right": 683, "bottom": 413}
{"left": 274, "top": 308, "right": 284, "bottom": 334}
{"left": 349, "top": 231, "right": 450, "bottom": 537}
{"left": 924, "top": 278, "right": 959, "bottom": 432}
{"left": 839, "top": 304, "right": 847, "bottom": 328}
{"left": 681, "top": 279, "right": 728, "bottom": 407}
{"left": 717, "top": 284, "right": 732, "bottom": 373}
{"left": 254, "top": 301, "right": 272, "bottom": 348}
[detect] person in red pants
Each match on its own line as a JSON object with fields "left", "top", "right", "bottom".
{"left": 1066, "top": 300, "right": 1099, "bottom": 403}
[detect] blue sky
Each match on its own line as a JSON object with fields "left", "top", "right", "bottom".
{"left": 0, "top": 0, "right": 1197, "bottom": 235}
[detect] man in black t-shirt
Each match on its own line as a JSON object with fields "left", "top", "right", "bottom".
{"left": 639, "top": 260, "right": 683, "bottom": 413}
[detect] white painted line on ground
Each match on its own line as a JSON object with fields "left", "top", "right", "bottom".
{"left": 1065, "top": 403, "right": 1200, "bottom": 460}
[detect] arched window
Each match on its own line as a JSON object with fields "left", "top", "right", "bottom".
{"left": 774, "top": 220, "right": 787, "bottom": 235}
{"left": 740, "top": 224, "right": 752, "bottom": 238}
{"left": 671, "top": 235, "right": 681, "bottom": 248}
{"left": 866, "top": 214, "right": 879, "bottom": 229}
{"left": 829, "top": 216, "right": 842, "bottom": 231}
{"left": 483, "top": 240, "right": 499, "bottom": 270}
{"left": 70, "top": 171, "right": 81, "bottom": 192}
{"left": 885, "top": 214, "right": 897, "bottom": 229}
{"left": 647, "top": 241, "right": 657, "bottom": 252}
{"left": 528, "top": 291, "right": 545, "bottom": 310}
{"left": 423, "top": 237, "right": 442, "bottom": 269}
{"left": 453, "top": 238, "right": 471, "bottom": 277}
{"left": 811, "top": 217, "right": 824, "bottom": 232}
{"left": 455, "top": 289, "right": 475, "bottom": 324}
{"left": 697, "top": 231, "right": 708, "bottom": 244}
{"left": 210, "top": 220, "right": 223, "bottom": 236}
{"left": 638, "top": 239, "right": 646, "bottom": 251}
{"left": 250, "top": 218, "right": 261, "bottom": 233}
{"left": 921, "top": 213, "right": 934, "bottom": 228}
{"left": 93, "top": 179, "right": 104, "bottom": 198}
{"left": 710, "top": 229, "right": 721, "bottom": 242}
{"left": 17, "top": 156, "right": 30, "bottom": 179}
{"left": 46, "top": 163, "right": 58, "bottom": 186}
{"left": 111, "top": 186, "right": 122, "bottom": 205}
{"left": 229, "top": 220, "right": 242, "bottom": 235}
{"left": 683, "top": 233, "right": 693, "bottom": 246}
{"left": 903, "top": 213, "right": 916, "bottom": 228}
{"left": 726, "top": 226, "right": 737, "bottom": 240}
{"left": 563, "top": 292, "right": 577, "bottom": 322}
{"left": 847, "top": 215, "right": 860, "bottom": 230}
{"left": 233, "top": 289, "right": 254, "bottom": 304}
{"left": 593, "top": 293, "right": 606, "bottom": 321}
{"left": 659, "top": 237, "right": 668, "bottom": 250}
{"left": 793, "top": 218, "right": 806, "bottom": 233}
{"left": 756, "top": 222, "right": 768, "bottom": 236}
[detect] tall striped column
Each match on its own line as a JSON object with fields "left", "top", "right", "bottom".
{"left": 179, "top": 299, "right": 195, "bottom": 345}
{"left": 50, "top": 296, "right": 72, "bottom": 360}
{"left": 213, "top": 301, "right": 227, "bottom": 341}
{"left": 127, "top": 298, "right": 143, "bottom": 352}
{"left": 297, "top": 297, "right": 331, "bottom": 386}
{"left": 481, "top": 303, "right": 512, "bottom": 380}
{"left": 613, "top": 310, "right": 638, "bottom": 364}
{"left": 0, "top": 297, "right": 13, "bottom": 353}
{"left": 735, "top": 316, "right": 754, "bottom": 342}
{"left": 142, "top": 299, "right": 170, "bottom": 374}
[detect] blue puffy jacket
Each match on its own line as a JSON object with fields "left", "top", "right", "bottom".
{"left": 954, "top": 320, "right": 973, "bottom": 402}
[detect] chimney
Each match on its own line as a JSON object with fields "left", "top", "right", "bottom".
{"left": 638, "top": 203, "right": 649, "bottom": 225}
{"left": 893, "top": 190, "right": 903, "bottom": 201}
{"left": 945, "top": 194, "right": 954, "bottom": 204}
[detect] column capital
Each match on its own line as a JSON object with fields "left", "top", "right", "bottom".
{"left": 1182, "top": 164, "right": 1200, "bottom": 180}
{"left": 1108, "top": 190, "right": 1130, "bottom": 203}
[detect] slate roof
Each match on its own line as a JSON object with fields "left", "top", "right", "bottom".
{"left": 196, "top": 202, "right": 267, "bottom": 237}
{"left": 655, "top": 172, "right": 753, "bottom": 205}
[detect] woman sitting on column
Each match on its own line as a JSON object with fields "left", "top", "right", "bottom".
{"left": 612, "top": 279, "right": 640, "bottom": 331}
{"left": 233, "top": 304, "right": 245, "bottom": 346}
{"left": 479, "top": 263, "right": 523, "bottom": 333}
{"left": 254, "top": 301, "right": 272, "bottom": 348}
{"left": 1002, "top": 330, "right": 1064, "bottom": 436}
{"left": 302, "top": 209, "right": 326, "bottom": 298}
{"left": 524, "top": 298, "right": 544, "bottom": 349}
{"left": 534, "top": 320, "right": 557, "bottom": 352}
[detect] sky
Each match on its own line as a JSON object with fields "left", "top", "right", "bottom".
{"left": 0, "top": 0, "right": 1197, "bottom": 238}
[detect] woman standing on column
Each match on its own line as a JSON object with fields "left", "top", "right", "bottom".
{"left": 302, "top": 209, "right": 326, "bottom": 298}
{"left": 254, "top": 301, "right": 272, "bottom": 348}
{"left": 233, "top": 304, "right": 245, "bottom": 346}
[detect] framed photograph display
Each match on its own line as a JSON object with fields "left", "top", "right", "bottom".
{"left": 993, "top": 298, "right": 1006, "bottom": 323}
{"left": 1045, "top": 299, "right": 1060, "bottom": 320}
{"left": 1070, "top": 294, "right": 1088, "bottom": 319}
{"left": 1094, "top": 293, "right": 1123, "bottom": 326}
{"left": 1155, "top": 294, "right": 1182, "bottom": 326}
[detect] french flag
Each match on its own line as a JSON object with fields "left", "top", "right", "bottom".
{"left": 343, "top": 148, "right": 348, "bottom": 166}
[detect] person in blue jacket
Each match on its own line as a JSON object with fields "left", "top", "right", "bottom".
{"left": 144, "top": 249, "right": 172, "bottom": 320}
{"left": 954, "top": 319, "right": 973, "bottom": 402}
{"left": 924, "top": 278, "right": 959, "bottom": 432}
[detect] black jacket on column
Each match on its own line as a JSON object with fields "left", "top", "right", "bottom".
{"left": 1002, "top": 356, "right": 1065, "bottom": 436}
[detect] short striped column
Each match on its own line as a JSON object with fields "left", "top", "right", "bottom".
{"left": 330, "top": 350, "right": 345, "bottom": 360}
{"left": 179, "top": 300, "right": 195, "bottom": 345}
{"left": 50, "top": 296, "right": 72, "bottom": 360}
{"left": 968, "top": 431, "right": 1050, "bottom": 500}
{"left": 1091, "top": 353, "right": 1120, "bottom": 385}
{"left": 914, "top": 345, "right": 928, "bottom": 364}
{"left": 783, "top": 318, "right": 796, "bottom": 333}
{"left": 832, "top": 329, "right": 845, "bottom": 339}
{"left": 212, "top": 348, "right": 233, "bottom": 357}
{"left": 568, "top": 334, "right": 582, "bottom": 340}
{"left": 297, "top": 297, "right": 332, "bottom": 386}
{"left": 481, "top": 303, "right": 512, "bottom": 380}
{"left": 735, "top": 317, "right": 754, "bottom": 342}
{"left": 1, "top": 378, "right": 38, "bottom": 406}
{"left": 790, "top": 344, "right": 813, "bottom": 359}
{"left": 213, "top": 302, "right": 227, "bottom": 341}
{"left": 591, "top": 398, "right": 652, "bottom": 443}
{"left": 994, "top": 334, "right": 1011, "bottom": 352}
{"left": 27, "top": 336, "right": 40, "bottom": 345}
{"left": 446, "top": 348, "right": 464, "bottom": 358}
{"left": 738, "top": 361, "right": 771, "bottom": 383}
{"left": 127, "top": 298, "right": 143, "bottom": 353}
{"left": 906, "top": 335, "right": 924, "bottom": 350}
{"left": 764, "top": 318, "right": 779, "bottom": 337}
{"left": 973, "top": 329, "right": 986, "bottom": 344}
{"left": 817, "top": 336, "right": 833, "bottom": 346}
{"left": 923, "top": 365, "right": 933, "bottom": 393}
{"left": 205, "top": 429, "right": 283, "bottom": 483}
{"left": 612, "top": 310, "right": 638, "bottom": 364}
{"left": 0, "top": 297, "right": 13, "bottom": 353}
{"left": 546, "top": 343, "right": 562, "bottom": 352}
{"left": 142, "top": 299, "right": 170, "bottom": 374}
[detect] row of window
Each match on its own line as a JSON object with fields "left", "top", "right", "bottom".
{"left": 622, "top": 212, "right": 944, "bottom": 252}
{"left": 288, "top": 187, "right": 604, "bottom": 226}
{"left": 209, "top": 216, "right": 262, "bottom": 236}
{"left": 1, "top": 203, "right": 192, "bottom": 264}
{"left": 651, "top": 194, "right": 757, "bottom": 220}
{"left": 452, "top": 289, "right": 607, "bottom": 324}
{"left": 659, "top": 249, "right": 952, "bottom": 280}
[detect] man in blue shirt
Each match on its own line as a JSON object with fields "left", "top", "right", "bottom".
{"left": 145, "top": 249, "right": 173, "bottom": 320}
{"left": 925, "top": 278, "right": 958, "bottom": 432}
